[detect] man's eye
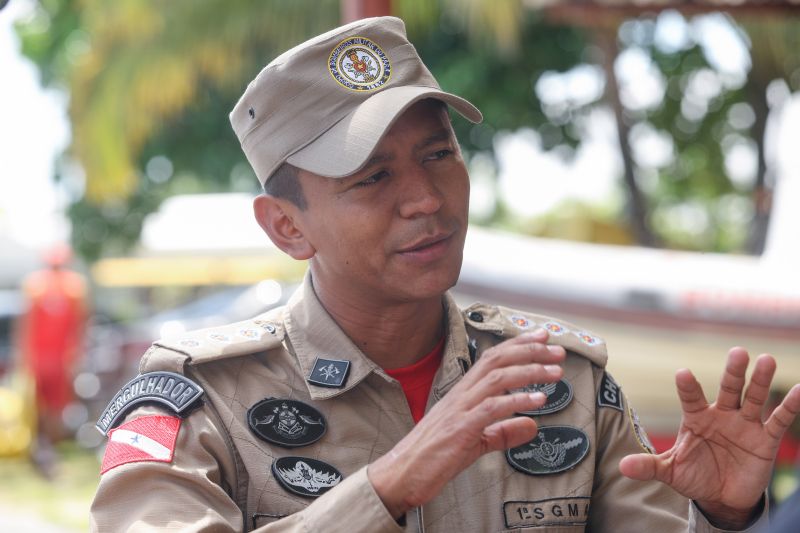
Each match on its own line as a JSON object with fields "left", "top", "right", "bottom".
{"left": 356, "top": 171, "right": 388, "bottom": 187}
{"left": 430, "top": 149, "right": 453, "bottom": 160}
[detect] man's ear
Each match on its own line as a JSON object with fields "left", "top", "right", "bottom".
{"left": 253, "top": 195, "right": 315, "bottom": 260}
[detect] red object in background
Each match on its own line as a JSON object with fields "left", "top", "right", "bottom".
{"left": 20, "top": 258, "right": 88, "bottom": 414}
{"left": 650, "top": 433, "right": 800, "bottom": 466}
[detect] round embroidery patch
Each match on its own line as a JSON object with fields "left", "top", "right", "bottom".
{"left": 628, "top": 406, "right": 656, "bottom": 454}
{"left": 509, "top": 315, "right": 532, "bottom": 329}
{"left": 543, "top": 322, "right": 566, "bottom": 336}
{"left": 577, "top": 331, "right": 602, "bottom": 346}
{"left": 328, "top": 36, "right": 391, "bottom": 91}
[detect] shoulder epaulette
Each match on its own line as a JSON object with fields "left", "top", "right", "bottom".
{"left": 462, "top": 303, "right": 608, "bottom": 368}
{"left": 153, "top": 306, "right": 287, "bottom": 365}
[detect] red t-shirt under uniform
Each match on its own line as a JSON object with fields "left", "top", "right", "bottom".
{"left": 385, "top": 336, "right": 446, "bottom": 424}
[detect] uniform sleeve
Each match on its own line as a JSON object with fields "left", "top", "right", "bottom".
{"left": 90, "top": 403, "right": 244, "bottom": 532}
{"left": 589, "top": 369, "right": 768, "bottom": 533}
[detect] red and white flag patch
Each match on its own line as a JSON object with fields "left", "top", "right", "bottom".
{"left": 100, "top": 415, "right": 181, "bottom": 474}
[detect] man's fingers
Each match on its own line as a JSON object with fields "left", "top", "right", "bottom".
{"left": 482, "top": 415, "right": 538, "bottom": 452}
{"left": 765, "top": 384, "right": 800, "bottom": 440}
{"left": 619, "top": 453, "right": 660, "bottom": 481}
{"left": 470, "top": 391, "right": 548, "bottom": 428}
{"left": 715, "top": 347, "right": 749, "bottom": 410}
{"left": 740, "top": 354, "right": 777, "bottom": 422}
{"left": 466, "top": 363, "right": 564, "bottom": 405}
{"left": 675, "top": 368, "right": 709, "bottom": 414}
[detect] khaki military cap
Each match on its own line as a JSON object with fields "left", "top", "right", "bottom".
{"left": 230, "top": 16, "right": 482, "bottom": 185}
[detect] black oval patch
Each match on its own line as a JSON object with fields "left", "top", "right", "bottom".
{"left": 247, "top": 398, "right": 326, "bottom": 448}
{"left": 272, "top": 456, "right": 343, "bottom": 498}
{"left": 511, "top": 378, "right": 573, "bottom": 416}
{"left": 506, "top": 425, "right": 589, "bottom": 475}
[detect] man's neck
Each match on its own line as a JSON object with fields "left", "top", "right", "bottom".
{"left": 311, "top": 277, "right": 446, "bottom": 370}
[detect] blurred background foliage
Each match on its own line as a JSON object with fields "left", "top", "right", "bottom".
{"left": 14, "top": 0, "right": 800, "bottom": 260}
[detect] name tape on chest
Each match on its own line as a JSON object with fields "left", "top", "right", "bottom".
{"left": 503, "top": 497, "right": 591, "bottom": 529}
{"left": 96, "top": 371, "right": 204, "bottom": 436}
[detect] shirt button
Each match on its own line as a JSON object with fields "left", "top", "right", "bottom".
{"left": 468, "top": 311, "right": 484, "bottom": 323}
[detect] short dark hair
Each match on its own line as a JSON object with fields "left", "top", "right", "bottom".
{"left": 263, "top": 162, "right": 307, "bottom": 210}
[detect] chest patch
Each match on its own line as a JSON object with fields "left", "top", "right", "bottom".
{"left": 247, "top": 398, "right": 326, "bottom": 448}
{"left": 511, "top": 378, "right": 573, "bottom": 416}
{"left": 272, "top": 456, "right": 343, "bottom": 498}
{"left": 507, "top": 425, "right": 590, "bottom": 475}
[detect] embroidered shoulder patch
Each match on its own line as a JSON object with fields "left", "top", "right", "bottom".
{"left": 100, "top": 415, "right": 181, "bottom": 474}
{"left": 597, "top": 372, "right": 623, "bottom": 412}
{"left": 96, "top": 371, "right": 204, "bottom": 436}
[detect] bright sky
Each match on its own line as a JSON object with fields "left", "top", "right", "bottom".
{"left": 0, "top": 4, "right": 796, "bottom": 261}
{"left": 0, "top": 0, "right": 70, "bottom": 253}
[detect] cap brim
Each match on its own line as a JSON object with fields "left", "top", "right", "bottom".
{"left": 285, "top": 86, "right": 482, "bottom": 178}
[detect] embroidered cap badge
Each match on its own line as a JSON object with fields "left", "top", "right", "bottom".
{"left": 328, "top": 36, "right": 391, "bottom": 91}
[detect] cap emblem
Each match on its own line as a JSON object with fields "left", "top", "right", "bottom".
{"left": 328, "top": 36, "right": 391, "bottom": 92}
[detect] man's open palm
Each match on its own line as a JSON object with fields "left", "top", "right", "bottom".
{"left": 620, "top": 348, "right": 800, "bottom": 525}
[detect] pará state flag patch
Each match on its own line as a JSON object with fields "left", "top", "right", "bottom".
{"left": 100, "top": 415, "right": 181, "bottom": 474}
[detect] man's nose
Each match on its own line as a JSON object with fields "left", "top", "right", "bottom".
{"left": 398, "top": 166, "right": 444, "bottom": 218}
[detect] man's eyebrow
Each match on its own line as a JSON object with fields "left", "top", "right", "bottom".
{"left": 413, "top": 129, "right": 453, "bottom": 151}
{"left": 361, "top": 151, "right": 394, "bottom": 170}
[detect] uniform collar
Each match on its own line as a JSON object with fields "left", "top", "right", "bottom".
{"left": 285, "top": 272, "right": 472, "bottom": 400}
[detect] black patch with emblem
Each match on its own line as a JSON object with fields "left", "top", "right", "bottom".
{"left": 95, "top": 371, "right": 204, "bottom": 436}
{"left": 506, "top": 425, "right": 590, "bottom": 475}
{"left": 598, "top": 372, "right": 623, "bottom": 411}
{"left": 512, "top": 378, "right": 573, "bottom": 416}
{"left": 271, "top": 456, "right": 343, "bottom": 498}
{"left": 247, "top": 398, "right": 326, "bottom": 448}
{"left": 307, "top": 357, "right": 350, "bottom": 388}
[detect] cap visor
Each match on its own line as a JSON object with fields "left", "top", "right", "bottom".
{"left": 286, "top": 86, "right": 482, "bottom": 178}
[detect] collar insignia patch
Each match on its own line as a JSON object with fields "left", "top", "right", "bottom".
{"left": 328, "top": 36, "right": 391, "bottom": 92}
{"left": 307, "top": 357, "right": 350, "bottom": 388}
{"left": 95, "top": 371, "right": 204, "bottom": 436}
{"left": 247, "top": 398, "right": 326, "bottom": 448}
{"left": 512, "top": 378, "right": 573, "bottom": 416}
{"left": 543, "top": 321, "right": 566, "bottom": 336}
{"left": 272, "top": 456, "right": 343, "bottom": 498}
{"left": 597, "top": 372, "right": 623, "bottom": 411}
{"left": 507, "top": 425, "right": 590, "bottom": 475}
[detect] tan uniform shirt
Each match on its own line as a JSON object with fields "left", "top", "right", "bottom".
{"left": 91, "top": 275, "right": 766, "bottom": 532}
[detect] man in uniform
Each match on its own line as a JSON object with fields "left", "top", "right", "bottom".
{"left": 91, "top": 17, "right": 800, "bottom": 532}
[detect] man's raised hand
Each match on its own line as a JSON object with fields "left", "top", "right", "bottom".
{"left": 368, "top": 329, "right": 565, "bottom": 519}
{"left": 620, "top": 347, "right": 800, "bottom": 529}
